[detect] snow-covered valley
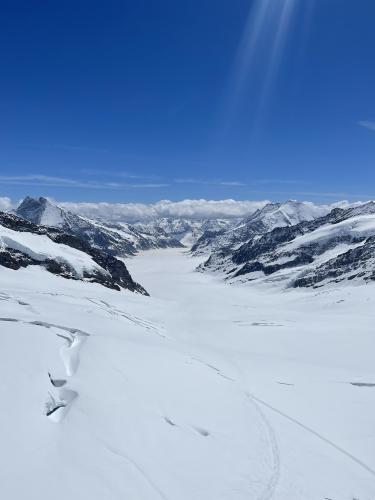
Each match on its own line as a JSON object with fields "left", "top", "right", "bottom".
{"left": 2, "top": 0, "right": 374, "bottom": 495}
{"left": 1, "top": 248, "right": 374, "bottom": 499}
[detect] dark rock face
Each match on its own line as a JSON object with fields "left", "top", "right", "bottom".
{"left": 0, "top": 211, "right": 148, "bottom": 295}
{"left": 234, "top": 253, "right": 314, "bottom": 278}
{"left": 0, "top": 248, "right": 38, "bottom": 270}
{"left": 232, "top": 225, "right": 305, "bottom": 265}
{"left": 0, "top": 211, "right": 44, "bottom": 234}
{"left": 44, "top": 259, "right": 78, "bottom": 280}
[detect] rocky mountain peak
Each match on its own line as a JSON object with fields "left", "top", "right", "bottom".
{"left": 16, "top": 196, "right": 51, "bottom": 225}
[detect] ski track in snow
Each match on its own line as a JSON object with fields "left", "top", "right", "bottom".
{"left": 248, "top": 392, "right": 375, "bottom": 479}
{"left": 185, "top": 355, "right": 281, "bottom": 497}
{"left": 105, "top": 444, "right": 170, "bottom": 500}
{"left": 0, "top": 291, "right": 33, "bottom": 309}
{"left": 86, "top": 297, "right": 167, "bottom": 338}
{"left": 209, "top": 347, "right": 375, "bottom": 496}
{"left": 228, "top": 362, "right": 281, "bottom": 499}
{"left": 202, "top": 340, "right": 375, "bottom": 497}
{"left": 246, "top": 394, "right": 281, "bottom": 500}
{"left": 194, "top": 350, "right": 375, "bottom": 497}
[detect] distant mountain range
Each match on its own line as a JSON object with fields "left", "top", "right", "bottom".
{"left": 134, "top": 217, "right": 235, "bottom": 247}
{"left": 192, "top": 200, "right": 333, "bottom": 256}
{"left": 196, "top": 200, "right": 375, "bottom": 288}
{"left": 16, "top": 197, "right": 183, "bottom": 256}
{"left": 15, "top": 196, "right": 237, "bottom": 251}
{"left": 2, "top": 195, "right": 375, "bottom": 291}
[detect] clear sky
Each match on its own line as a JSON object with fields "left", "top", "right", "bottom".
{"left": 0, "top": 0, "right": 375, "bottom": 203}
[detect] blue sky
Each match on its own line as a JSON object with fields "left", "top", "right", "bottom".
{"left": 0, "top": 0, "right": 375, "bottom": 203}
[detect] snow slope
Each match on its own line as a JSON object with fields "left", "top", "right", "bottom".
{"left": 0, "top": 223, "right": 102, "bottom": 277}
{"left": 0, "top": 248, "right": 374, "bottom": 499}
{"left": 284, "top": 213, "right": 375, "bottom": 250}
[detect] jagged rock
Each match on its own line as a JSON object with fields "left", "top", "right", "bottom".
{"left": 0, "top": 248, "right": 38, "bottom": 270}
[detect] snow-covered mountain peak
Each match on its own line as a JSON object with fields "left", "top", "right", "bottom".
{"left": 243, "top": 200, "right": 331, "bottom": 229}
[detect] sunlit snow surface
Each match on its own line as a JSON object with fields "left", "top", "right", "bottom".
{"left": 0, "top": 249, "right": 374, "bottom": 499}
{"left": 0, "top": 224, "right": 104, "bottom": 277}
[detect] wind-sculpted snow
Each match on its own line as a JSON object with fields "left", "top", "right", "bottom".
{"left": 0, "top": 249, "right": 374, "bottom": 499}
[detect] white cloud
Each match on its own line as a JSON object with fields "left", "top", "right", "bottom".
{"left": 2, "top": 194, "right": 371, "bottom": 222}
{"left": 0, "top": 174, "right": 247, "bottom": 190}
{"left": 219, "top": 181, "right": 246, "bottom": 186}
{"left": 358, "top": 121, "right": 375, "bottom": 132}
{"left": 80, "top": 169, "right": 161, "bottom": 181}
{"left": 174, "top": 178, "right": 246, "bottom": 186}
{"left": 0, "top": 197, "right": 13, "bottom": 211}
{"left": 0, "top": 175, "right": 168, "bottom": 189}
{"left": 59, "top": 199, "right": 270, "bottom": 222}
{"left": 59, "top": 197, "right": 375, "bottom": 222}
{"left": 253, "top": 179, "right": 309, "bottom": 185}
